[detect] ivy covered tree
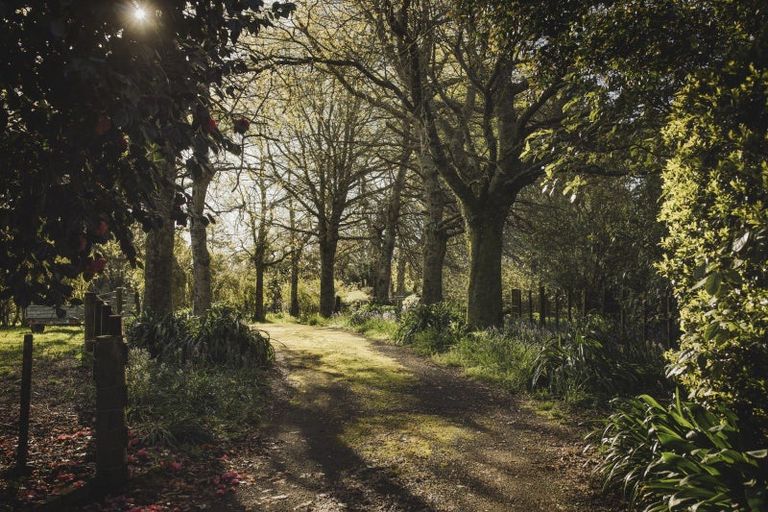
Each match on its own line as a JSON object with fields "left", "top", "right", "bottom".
{"left": 0, "top": 0, "right": 293, "bottom": 307}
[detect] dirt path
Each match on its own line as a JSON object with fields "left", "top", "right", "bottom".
{"left": 232, "top": 323, "right": 613, "bottom": 512}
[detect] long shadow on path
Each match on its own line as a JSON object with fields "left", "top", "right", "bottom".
{"left": 235, "top": 324, "right": 613, "bottom": 512}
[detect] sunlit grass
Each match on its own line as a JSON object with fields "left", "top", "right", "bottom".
{"left": 0, "top": 326, "right": 83, "bottom": 376}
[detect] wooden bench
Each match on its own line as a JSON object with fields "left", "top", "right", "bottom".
{"left": 25, "top": 304, "right": 84, "bottom": 332}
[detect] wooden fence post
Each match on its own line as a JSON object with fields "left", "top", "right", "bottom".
{"left": 511, "top": 289, "right": 522, "bottom": 318}
{"left": 528, "top": 290, "right": 533, "bottom": 323}
{"left": 115, "top": 288, "right": 123, "bottom": 315}
{"left": 16, "top": 334, "right": 33, "bottom": 472}
{"left": 93, "top": 326, "right": 128, "bottom": 489}
{"left": 539, "top": 284, "right": 546, "bottom": 327}
{"left": 555, "top": 292, "right": 560, "bottom": 328}
{"left": 84, "top": 292, "right": 97, "bottom": 354}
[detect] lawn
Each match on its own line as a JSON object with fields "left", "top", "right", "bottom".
{"left": 0, "top": 326, "right": 83, "bottom": 377}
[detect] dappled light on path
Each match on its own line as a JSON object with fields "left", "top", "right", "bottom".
{"left": 233, "top": 324, "right": 611, "bottom": 511}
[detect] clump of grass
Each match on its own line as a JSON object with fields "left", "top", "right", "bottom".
{"left": 127, "top": 304, "right": 274, "bottom": 368}
{"left": 0, "top": 326, "right": 83, "bottom": 377}
{"left": 437, "top": 329, "right": 539, "bottom": 391}
{"left": 126, "top": 348, "right": 269, "bottom": 446}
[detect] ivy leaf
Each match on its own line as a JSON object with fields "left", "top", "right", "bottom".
{"left": 704, "top": 273, "right": 722, "bottom": 296}
{"left": 732, "top": 231, "right": 750, "bottom": 253}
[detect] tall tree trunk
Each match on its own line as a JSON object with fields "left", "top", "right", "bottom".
{"left": 373, "top": 172, "right": 408, "bottom": 304}
{"left": 254, "top": 260, "right": 265, "bottom": 321}
{"left": 373, "top": 129, "right": 411, "bottom": 304}
{"left": 190, "top": 173, "right": 213, "bottom": 316}
{"left": 319, "top": 237, "right": 338, "bottom": 317}
{"left": 144, "top": 162, "right": 175, "bottom": 316}
{"left": 288, "top": 199, "right": 302, "bottom": 318}
{"left": 420, "top": 155, "right": 447, "bottom": 305}
{"left": 465, "top": 208, "right": 507, "bottom": 329}
{"left": 395, "top": 250, "right": 407, "bottom": 296}
{"left": 289, "top": 249, "right": 301, "bottom": 317}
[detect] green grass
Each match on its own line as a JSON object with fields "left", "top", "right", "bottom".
{"left": 268, "top": 311, "right": 399, "bottom": 341}
{"left": 0, "top": 326, "right": 83, "bottom": 376}
{"left": 333, "top": 314, "right": 399, "bottom": 340}
{"left": 436, "top": 330, "right": 539, "bottom": 392}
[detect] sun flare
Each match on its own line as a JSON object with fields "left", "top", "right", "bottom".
{"left": 133, "top": 6, "right": 147, "bottom": 22}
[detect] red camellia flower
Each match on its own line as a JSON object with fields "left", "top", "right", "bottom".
{"left": 206, "top": 117, "right": 218, "bottom": 133}
{"left": 95, "top": 220, "right": 109, "bottom": 237}
{"left": 90, "top": 257, "right": 107, "bottom": 273}
{"left": 95, "top": 115, "right": 111, "bottom": 135}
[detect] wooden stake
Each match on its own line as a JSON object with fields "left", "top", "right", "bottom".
{"left": 93, "top": 334, "right": 128, "bottom": 489}
{"left": 16, "top": 334, "right": 33, "bottom": 471}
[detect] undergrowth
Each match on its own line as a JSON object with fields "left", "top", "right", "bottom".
{"left": 126, "top": 348, "right": 268, "bottom": 446}
{"left": 125, "top": 304, "right": 274, "bottom": 446}
{"left": 590, "top": 390, "right": 767, "bottom": 511}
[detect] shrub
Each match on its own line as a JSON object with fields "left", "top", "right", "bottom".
{"left": 196, "top": 306, "right": 273, "bottom": 367}
{"left": 126, "top": 348, "right": 268, "bottom": 446}
{"left": 349, "top": 303, "right": 399, "bottom": 326}
{"left": 659, "top": 51, "right": 768, "bottom": 436}
{"left": 591, "top": 390, "right": 768, "bottom": 511}
{"left": 531, "top": 317, "right": 667, "bottom": 403}
{"left": 438, "top": 329, "right": 539, "bottom": 392}
{"left": 395, "top": 302, "right": 465, "bottom": 351}
{"left": 127, "top": 304, "right": 273, "bottom": 368}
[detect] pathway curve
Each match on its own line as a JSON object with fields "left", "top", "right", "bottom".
{"left": 234, "top": 323, "right": 613, "bottom": 512}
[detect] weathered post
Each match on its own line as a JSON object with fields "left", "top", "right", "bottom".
{"left": 567, "top": 289, "right": 573, "bottom": 322}
{"left": 528, "top": 290, "right": 533, "bottom": 323}
{"left": 538, "top": 284, "right": 546, "bottom": 327}
{"left": 93, "top": 326, "right": 128, "bottom": 489}
{"left": 665, "top": 291, "right": 673, "bottom": 345}
{"left": 555, "top": 292, "right": 560, "bottom": 329}
{"left": 643, "top": 297, "right": 648, "bottom": 342}
{"left": 511, "top": 289, "right": 522, "bottom": 318}
{"left": 84, "top": 292, "right": 97, "bottom": 354}
{"left": 115, "top": 288, "right": 124, "bottom": 315}
{"left": 95, "top": 302, "right": 113, "bottom": 338}
{"left": 16, "top": 334, "right": 33, "bottom": 472}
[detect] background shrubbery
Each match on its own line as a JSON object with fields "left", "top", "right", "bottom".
{"left": 125, "top": 304, "right": 273, "bottom": 445}
{"left": 591, "top": 391, "right": 767, "bottom": 511}
{"left": 127, "top": 304, "right": 273, "bottom": 368}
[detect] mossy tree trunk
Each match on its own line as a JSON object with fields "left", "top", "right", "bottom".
{"left": 465, "top": 206, "right": 508, "bottom": 329}
{"left": 144, "top": 161, "right": 176, "bottom": 316}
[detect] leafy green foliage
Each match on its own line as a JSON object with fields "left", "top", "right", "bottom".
{"left": 592, "top": 391, "right": 768, "bottom": 511}
{"left": 126, "top": 348, "right": 268, "bottom": 446}
{"left": 349, "top": 303, "right": 399, "bottom": 327}
{"left": 0, "top": 1, "right": 293, "bottom": 306}
{"left": 658, "top": 29, "right": 768, "bottom": 435}
{"left": 531, "top": 317, "right": 667, "bottom": 403}
{"left": 395, "top": 302, "right": 465, "bottom": 353}
{"left": 127, "top": 305, "right": 273, "bottom": 368}
{"left": 438, "top": 327, "right": 539, "bottom": 392}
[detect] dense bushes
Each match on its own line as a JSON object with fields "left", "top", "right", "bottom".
{"left": 127, "top": 304, "right": 274, "bottom": 368}
{"left": 126, "top": 348, "right": 268, "bottom": 446}
{"left": 532, "top": 317, "right": 667, "bottom": 404}
{"left": 658, "top": 47, "right": 768, "bottom": 437}
{"left": 125, "top": 305, "right": 274, "bottom": 445}
{"left": 591, "top": 391, "right": 767, "bottom": 511}
{"left": 395, "top": 302, "right": 465, "bottom": 354}
{"left": 438, "top": 327, "right": 539, "bottom": 391}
